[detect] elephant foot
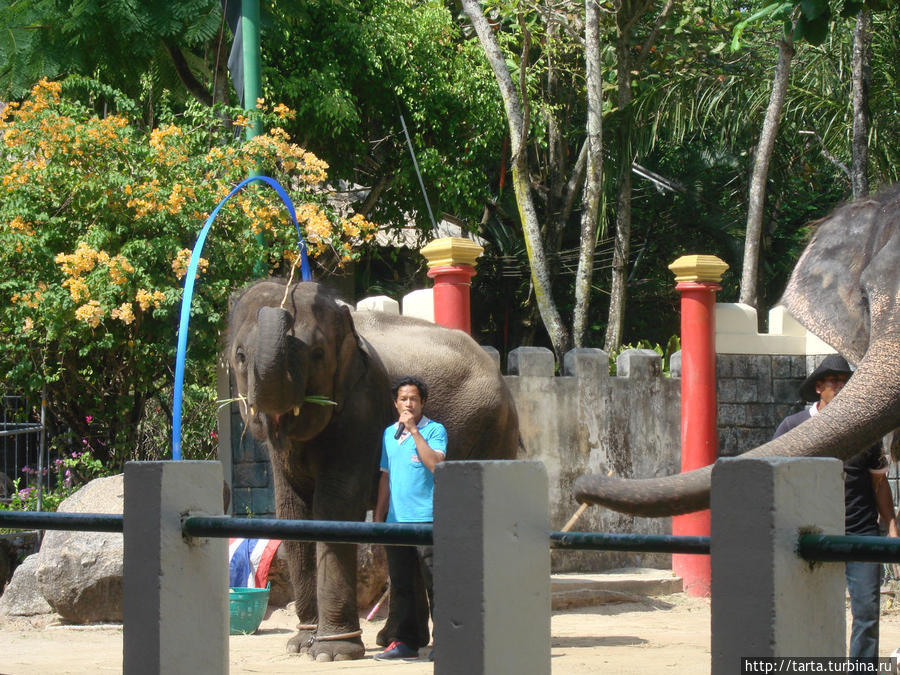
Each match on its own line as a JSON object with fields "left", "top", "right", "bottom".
{"left": 306, "top": 631, "right": 365, "bottom": 662}
{"left": 285, "top": 624, "right": 317, "bottom": 653}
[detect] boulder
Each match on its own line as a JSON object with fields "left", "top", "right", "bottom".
{"left": 357, "top": 543, "right": 388, "bottom": 611}
{"left": 0, "top": 553, "right": 54, "bottom": 617}
{"left": 266, "top": 546, "right": 292, "bottom": 607}
{"left": 35, "top": 474, "right": 124, "bottom": 623}
{"left": 264, "top": 542, "right": 388, "bottom": 612}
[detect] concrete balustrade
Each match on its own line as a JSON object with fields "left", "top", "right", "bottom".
{"left": 123, "top": 461, "right": 227, "bottom": 674}
{"left": 118, "top": 457, "right": 847, "bottom": 674}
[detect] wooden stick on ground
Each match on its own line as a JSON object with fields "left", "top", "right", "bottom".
{"left": 365, "top": 584, "right": 390, "bottom": 622}
{"left": 561, "top": 503, "right": 589, "bottom": 533}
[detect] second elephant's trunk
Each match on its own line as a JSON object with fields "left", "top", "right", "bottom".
{"left": 573, "top": 339, "right": 900, "bottom": 517}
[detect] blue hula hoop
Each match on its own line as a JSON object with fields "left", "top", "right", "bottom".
{"left": 172, "top": 175, "right": 311, "bottom": 460}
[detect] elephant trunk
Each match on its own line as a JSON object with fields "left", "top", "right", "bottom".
{"left": 251, "top": 305, "right": 308, "bottom": 415}
{"left": 574, "top": 339, "right": 900, "bottom": 517}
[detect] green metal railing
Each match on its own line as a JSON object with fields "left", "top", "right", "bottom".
{"left": 182, "top": 516, "right": 432, "bottom": 547}
{"left": 2, "top": 511, "right": 898, "bottom": 563}
{"left": 0, "top": 511, "right": 123, "bottom": 532}
{"left": 797, "top": 533, "right": 900, "bottom": 563}
{"left": 549, "top": 531, "right": 710, "bottom": 554}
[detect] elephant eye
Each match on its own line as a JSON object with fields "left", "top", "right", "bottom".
{"left": 310, "top": 347, "right": 325, "bottom": 361}
{"left": 235, "top": 348, "right": 247, "bottom": 366}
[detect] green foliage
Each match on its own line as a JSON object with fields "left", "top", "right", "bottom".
{"left": 608, "top": 336, "right": 681, "bottom": 376}
{"left": 731, "top": 0, "right": 894, "bottom": 50}
{"left": 0, "top": 0, "right": 224, "bottom": 101}
{"left": 0, "top": 78, "right": 376, "bottom": 469}
{"left": 262, "top": 0, "right": 506, "bottom": 229}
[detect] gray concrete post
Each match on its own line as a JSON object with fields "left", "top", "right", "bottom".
{"left": 711, "top": 457, "right": 845, "bottom": 672}
{"left": 433, "top": 461, "right": 550, "bottom": 675}
{"left": 123, "top": 461, "right": 227, "bottom": 674}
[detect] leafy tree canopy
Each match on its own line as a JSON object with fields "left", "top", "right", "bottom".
{"left": 0, "top": 77, "right": 375, "bottom": 468}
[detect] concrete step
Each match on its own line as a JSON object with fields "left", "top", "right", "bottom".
{"left": 551, "top": 567, "right": 684, "bottom": 610}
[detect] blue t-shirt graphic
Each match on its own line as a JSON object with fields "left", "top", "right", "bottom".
{"left": 380, "top": 416, "right": 448, "bottom": 523}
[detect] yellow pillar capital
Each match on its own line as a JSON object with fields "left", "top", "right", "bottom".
{"left": 420, "top": 237, "right": 484, "bottom": 269}
{"left": 668, "top": 255, "right": 729, "bottom": 284}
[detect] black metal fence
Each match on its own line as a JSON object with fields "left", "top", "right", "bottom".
{"left": 1, "top": 395, "right": 51, "bottom": 508}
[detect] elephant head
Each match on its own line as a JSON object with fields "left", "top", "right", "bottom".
{"left": 574, "top": 185, "right": 900, "bottom": 517}
{"left": 227, "top": 281, "right": 367, "bottom": 448}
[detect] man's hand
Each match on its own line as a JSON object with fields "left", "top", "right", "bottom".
{"left": 374, "top": 472, "right": 390, "bottom": 523}
{"left": 398, "top": 410, "right": 417, "bottom": 434}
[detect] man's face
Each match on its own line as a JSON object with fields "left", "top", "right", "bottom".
{"left": 395, "top": 384, "right": 424, "bottom": 422}
{"left": 815, "top": 374, "right": 849, "bottom": 408}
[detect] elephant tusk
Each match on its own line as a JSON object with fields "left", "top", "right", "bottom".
{"left": 250, "top": 406, "right": 256, "bottom": 416}
{"left": 293, "top": 406, "right": 300, "bottom": 416}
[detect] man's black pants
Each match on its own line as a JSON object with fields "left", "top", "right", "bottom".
{"left": 385, "top": 543, "right": 434, "bottom": 649}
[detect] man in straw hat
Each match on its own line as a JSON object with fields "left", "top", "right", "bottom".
{"left": 774, "top": 354, "right": 898, "bottom": 659}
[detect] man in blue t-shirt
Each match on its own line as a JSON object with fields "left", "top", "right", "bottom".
{"left": 374, "top": 376, "right": 447, "bottom": 661}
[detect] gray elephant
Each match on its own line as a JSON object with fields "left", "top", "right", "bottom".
{"left": 227, "top": 280, "right": 519, "bottom": 661}
{"left": 574, "top": 184, "right": 900, "bottom": 516}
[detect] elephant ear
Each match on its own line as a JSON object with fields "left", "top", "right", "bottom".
{"left": 780, "top": 190, "right": 898, "bottom": 365}
{"left": 332, "top": 305, "right": 365, "bottom": 413}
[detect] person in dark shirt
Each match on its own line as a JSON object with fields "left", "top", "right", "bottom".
{"left": 774, "top": 354, "right": 897, "bottom": 658}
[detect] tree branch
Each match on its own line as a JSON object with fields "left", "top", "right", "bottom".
{"left": 163, "top": 40, "right": 213, "bottom": 106}
{"left": 634, "top": 0, "right": 678, "bottom": 72}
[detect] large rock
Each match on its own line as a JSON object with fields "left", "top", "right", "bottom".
{"left": 35, "top": 474, "right": 124, "bottom": 623}
{"left": 264, "top": 542, "right": 387, "bottom": 612}
{"left": 28, "top": 472, "right": 388, "bottom": 621}
{"left": 0, "top": 553, "right": 54, "bottom": 617}
{"left": 357, "top": 543, "right": 387, "bottom": 611}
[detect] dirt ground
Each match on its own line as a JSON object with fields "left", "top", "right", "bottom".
{"left": 5, "top": 594, "right": 900, "bottom": 674}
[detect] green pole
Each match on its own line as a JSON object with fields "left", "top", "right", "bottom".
{"left": 241, "top": 0, "right": 263, "bottom": 141}
{"left": 241, "top": 0, "right": 267, "bottom": 277}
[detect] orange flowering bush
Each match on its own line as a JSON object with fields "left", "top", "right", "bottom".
{"left": 0, "top": 78, "right": 377, "bottom": 467}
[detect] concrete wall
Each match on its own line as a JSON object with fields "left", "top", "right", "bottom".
{"left": 505, "top": 347, "right": 681, "bottom": 572}
{"left": 222, "top": 296, "right": 835, "bottom": 573}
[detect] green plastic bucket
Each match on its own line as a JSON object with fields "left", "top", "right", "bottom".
{"left": 229, "top": 586, "right": 270, "bottom": 635}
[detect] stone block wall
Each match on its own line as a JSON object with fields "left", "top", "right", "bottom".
{"left": 505, "top": 347, "right": 681, "bottom": 573}
{"left": 714, "top": 354, "right": 809, "bottom": 457}
{"left": 228, "top": 396, "right": 275, "bottom": 518}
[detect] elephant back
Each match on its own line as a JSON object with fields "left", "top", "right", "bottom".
{"left": 352, "top": 310, "right": 519, "bottom": 461}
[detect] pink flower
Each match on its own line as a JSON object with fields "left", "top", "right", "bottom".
{"left": 85, "top": 416, "right": 93, "bottom": 424}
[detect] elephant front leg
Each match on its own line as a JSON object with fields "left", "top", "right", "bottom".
{"left": 284, "top": 540, "right": 318, "bottom": 653}
{"left": 271, "top": 468, "right": 318, "bottom": 653}
{"left": 306, "top": 541, "right": 365, "bottom": 662}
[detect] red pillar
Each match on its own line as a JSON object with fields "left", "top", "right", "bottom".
{"left": 668, "top": 255, "right": 728, "bottom": 597}
{"left": 426, "top": 264, "right": 477, "bottom": 334}
{"left": 421, "top": 237, "right": 484, "bottom": 335}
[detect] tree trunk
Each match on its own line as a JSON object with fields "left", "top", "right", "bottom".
{"left": 572, "top": 0, "right": 603, "bottom": 348}
{"left": 461, "top": 0, "right": 571, "bottom": 359}
{"left": 603, "top": 19, "right": 634, "bottom": 352}
{"left": 602, "top": 0, "right": 676, "bottom": 352}
{"left": 851, "top": 9, "right": 871, "bottom": 199}
{"left": 739, "top": 35, "right": 794, "bottom": 309}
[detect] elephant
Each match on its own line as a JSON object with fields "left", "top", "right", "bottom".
{"left": 226, "top": 280, "right": 519, "bottom": 660}
{"left": 574, "top": 184, "right": 900, "bottom": 517}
